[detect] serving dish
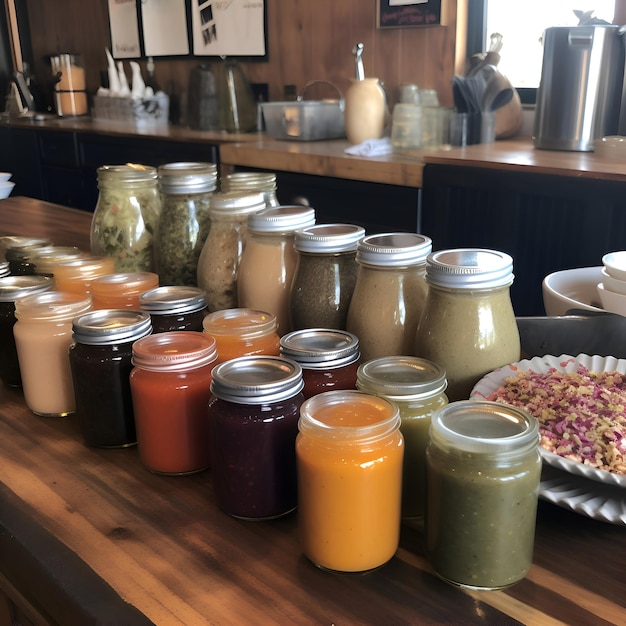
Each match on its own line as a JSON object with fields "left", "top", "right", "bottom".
{"left": 471, "top": 353, "right": 626, "bottom": 489}
{"left": 541, "top": 266, "right": 604, "bottom": 316}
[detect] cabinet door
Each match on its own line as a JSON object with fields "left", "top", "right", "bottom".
{"left": 3, "top": 128, "right": 44, "bottom": 199}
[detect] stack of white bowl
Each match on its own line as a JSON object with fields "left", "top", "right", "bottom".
{"left": 0, "top": 173, "right": 14, "bottom": 199}
{"left": 598, "top": 251, "right": 626, "bottom": 315}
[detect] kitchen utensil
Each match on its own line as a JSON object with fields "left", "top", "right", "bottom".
{"left": 352, "top": 43, "right": 365, "bottom": 80}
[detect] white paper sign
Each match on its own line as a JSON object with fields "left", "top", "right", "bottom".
{"left": 142, "top": 0, "right": 190, "bottom": 57}
{"left": 108, "top": 0, "right": 141, "bottom": 59}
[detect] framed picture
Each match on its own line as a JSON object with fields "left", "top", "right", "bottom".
{"left": 377, "top": 0, "right": 444, "bottom": 29}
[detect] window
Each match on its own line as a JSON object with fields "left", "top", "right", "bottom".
{"left": 467, "top": 0, "right": 617, "bottom": 103}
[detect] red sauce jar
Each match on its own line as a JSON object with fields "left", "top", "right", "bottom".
{"left": 130, "top": 331, "right": 218, "bottom": 474}
{"left": 280, "top": 328, "right": 360, "bottom": 399}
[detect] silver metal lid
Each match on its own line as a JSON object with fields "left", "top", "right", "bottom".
{"left": 280, "top": 329, "right": 360, "bottom": 369}
{"left": 158, "top": 162, "right": 218, "bottom": 194}
{"left": 140, "top": 286, "right": 207, "bottom": 315}
{"left": 247, "top": 205, "right": 316, "bottom": 233}
{"left": 208, "top": 191, "right": 267, "bottom": 215}
{"left": 425, "top": 248, "right": 514, "bottom": 289}
{"left": 211, "top": 355, "right": 304, "bottom": 404}
{"left": 0, "top": 275, "right": 54, "bottom": 302}
{"left": 356, "top": 356, "right": 447, "bottom": 400}
{"left": 356, "top": 233, "right": 432, "bottom": 267}
{"left": 294, "top": 223, "right": 365, "bottom": 253}
{"left": 72, "top": 310, "right": 152, "bottom": 344}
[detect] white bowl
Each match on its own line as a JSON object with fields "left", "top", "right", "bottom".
{"left": 0, "top": 181, "right": 15, "bottom": 199}
{"left": 600, "top": 267, "right": 626, "bottom": 295}
{"left": 0, "top": 172, "right": 11, "bottom": 183}
{"left": 542, "top": 266, "right": 604, "bottom": 316}
{"left": 602, "top": 251, "right": 626, "bottom": 281}
{"left": 597, "top": 282, "right": 626, "bottom": 316}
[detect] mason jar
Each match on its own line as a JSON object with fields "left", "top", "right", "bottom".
{"left": 0, "top": 236, "right": 52, "bottom": 263}
{"left": 415, "top": 248, "right": 521, "bottom": 401}
{"left": 357, "top": 356, "right": 448, "bottom": 518}
{"left": 26, "top": 246, "right": 86, "bottom": 276}
{"left": 90, "top": 164, "right": 160, "bottom": 272}
{"left": 52, "top": 256, "right": 117, "bottom": 297}
{"left": 91, "top": 272, "right": 159, "bottom": 310}
{"left": 196, "top": 191, "right": 266, "bottom": 311}
{"left": 140, "top": 285, "right": 208, "bottom": 333}
{"left": 223, "top": 171, "right": 279, "bottom": 207}
{"left": 290, "top": 223, "right": 364, "bottom": 331}
{"left": 5, "top": 237, "right": 55, "bottom": 275}
{"left": 426, "top": 400, "right": 541, "bottom": 590}
{"left": 346, "top": 233, "right": 432, "bottom": 361}
{"left": 155, "top": 161, "right": 217, "bottom": 286}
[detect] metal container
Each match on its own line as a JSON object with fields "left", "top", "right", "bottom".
{"left": 534, "top": 25, "right": 625, "bottom": 152}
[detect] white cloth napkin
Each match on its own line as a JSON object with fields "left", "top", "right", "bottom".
{"left": 344, "top": 137, "right": 393, "bottom": 157}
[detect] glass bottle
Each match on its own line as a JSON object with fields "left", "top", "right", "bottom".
{"left": 155, "top": 161, "right": 217, "bottom": 286}
{"left": 346, "top": 233, "right": 432, "bottom": 361}
{"left": 196, "top": 191, "right": 266, "bottom": 311}
{"left": 52, "top": 256, "right": 117, "bottom": 297}
{"left": 13, "top": 291, "right": 92, "bottom": 416}
{"left": 90, "top": 164, "right": 160, "bottom": 272}
{"left": 0, "top": 275, "right": 53, "bottom": 387}
{"left": 130, "top": 331, "right": 218, "bottom": 475}
{"left": 356, "top": 356, "right": 448, "bottom": 519}
{"left": 208, "top": 355, "right": 304, "bottom": 519}
{"left": 426, "top": 400, "right": 541, "bottom": 590}
{"left": 91, "top": 272, "right": 159, "bottom": 310}
{"left": 280, "top": 328, "right": 360, "bottom": 399}
{"left": 69, "top": 310, "right": 152, "bottom": 448}
{"left": 414, "top": 248, "right": 521, "bottom": 401}
{"left": 223, "top": 172, "right": 279, "bottom": 208}
{"left": 217, "top": 57, "right": 258, "bottom": 133}
{"left": 290, "top": 223, "right": 365, "bottom": 331}
{"left": 237, "top": 205, "right": 316, "bottom": 335}
{"left": 296, "top": 390, "right": 403, "bottom": 573}
{"left": 140, "top": 285, "right": 207, "bottom": 333}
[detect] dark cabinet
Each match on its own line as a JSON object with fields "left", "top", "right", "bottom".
{"left": 0, "top": 126, "right": 44, "bottom": 200}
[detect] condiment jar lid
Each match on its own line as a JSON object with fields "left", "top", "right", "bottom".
{"left": 91, "top": 272, "right": 159, "bottom": 294}
{"left": 14, "top": 291, "right": 92, "bottom": 321}
{"left": 5, "top": 238, "right": 56, "bottom": 263}
{"left": 0, "top": 236, "right": 53, "bottom": 261}
{"left": 157, "top": 161, "right": 218, "bottom": 194}
{"left": 202, "top": 308, "right": 277, "bottom": 338}
{"left": 208, "top": 191, "right": 267, "bottom": 215}
{"left": 97, "top": 164, "right": 157, "bottom": 186}
{"left": 356, "top": 356, "right": 447, "bottom": 400}
{"left": 210, "top": 355, "right": 304, "bottom": 404}
{"left": 425, "top": 248, "right": 514, "bottom": 289}
{"left": 280, "top": 329, "right": 360, "bottom": 369}
{"left": 0, "top": 275, "right": 54, "bottom": 301}
{"left": 140, "top": 286, "right": 207, "bottom": 314}
{"left": 247, "top": 205, "right": 316, "bottom": 233}
{"left": 28, "top": 246, "right": 85, "bottom": 272}
{"left": 132, "top": 331, "right": 217, "bottom": 372}
{"left": 294, "top": 223, "right": 365, "bottom": 253}
{"left": 430, "top": 400, "right": 539, "bottom": 455}
{"left": 72, "top": 310, "right": 152, "bottom": 344}
{"left": 356, "top": 233, "right": 432, "bottom": 267}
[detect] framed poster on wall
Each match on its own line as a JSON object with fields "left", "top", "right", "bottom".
{"left": 377, "top": 0, "right": 444, "bottom": 28}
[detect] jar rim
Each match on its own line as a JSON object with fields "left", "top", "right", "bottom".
{"left": 132, "top": 331, "right": 217, "bottom": 371}
{"left": 426, "top": 248, "right": 514, "bottom": 289}
{"left": 294, "top": 223, "right": 365, "bottom": 253}
{"left": 202, "top": 308, "right": 277, "bottom": 337}
{"left": 0, "top": 275, "right": 54, "bottom": 302}
{"left": 247, "top": 205, "right": 316, "bottom": 233}
{"left": 14, "top": 291, "right": 92, "bottom": 320}
{"left": 140, "top": 286, "right": 207, "bottom": 314}
{"left": 280, "top": 328, "right": 360, "bottom": 368}
{"left": 356, "top": 232, "right": 432, "bottom": 267}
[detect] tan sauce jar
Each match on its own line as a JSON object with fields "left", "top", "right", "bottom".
{"left": 414, "top": 248, "right": 520, "bottom": 402}
{"left": 346, "top": 233, "right": 431, "bottom": 361}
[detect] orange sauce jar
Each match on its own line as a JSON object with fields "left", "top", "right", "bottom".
{"left": 296, "top": 390, "right": 404, "bottom": 573}
{"left": 202, "top": 308, "right": 280, "bottom": 365}
{"left": 130, "top": 331, "right": 217, "bottom": 475}
{"left": 91, "top": 272, "right": 159, "bottom": 309}
{"left": 52, "top": 256, "right": 116, "bottom": 296}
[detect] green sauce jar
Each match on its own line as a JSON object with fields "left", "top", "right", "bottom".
{"left": 357, "top": 356, "right": 447, "bottom": 519}
{"left": 426, "top": 400, "right": 541, "bottom": 590}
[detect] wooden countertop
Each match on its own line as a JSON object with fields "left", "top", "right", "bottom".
{"left": 1, "top": 198, "right": 625, "bottom": 625}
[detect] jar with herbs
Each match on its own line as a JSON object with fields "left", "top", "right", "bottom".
{"left": 290, "top": 223, "right": 364, "bottom": 330}
{"left": 196, "top": 191, "right": 266, "bottom": 311}
{"left": 346, "top": 233, "right": 432, "bottom": 361}
{"left": 155, "top": 162, "right": 217, "bottom": 286}
{"left": 90, "top": 164, "right": 160, "bottom": 273}
{"left": 223, "top": 171, "right": 279, "bottom": 208}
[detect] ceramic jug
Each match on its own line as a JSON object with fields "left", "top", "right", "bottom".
{"left": 344, "top": 78, "right": 386, "bottom": 145}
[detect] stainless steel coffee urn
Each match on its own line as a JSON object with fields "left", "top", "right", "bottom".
{"left": 534, "top": 25, "right": 626, "bottom": 152}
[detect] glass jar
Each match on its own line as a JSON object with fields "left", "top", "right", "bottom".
{"left": 140, "top": 285, "right": 207, "bottom": 333}
{"left": 196, "top": 191, "right": 266, "bottom": 311}
{"left": 5, "top": 237, "right": 55, "bottom": 275}
{"left": 356, "top": 356, "right": 448, "bottom": 519}
{"left": 91, "top": 272, "right": 159, "bottom": 310}
{"left": 69, "top": 310, "right": 152, "bottom": 448}
{"left": 414, "top": 248, "right": 521, "bottom": 402}
{"left": 130, "top": 331, "right": 218, "bottom": 474}
{"left": 90, "top": 164, "right": 160, "bottom": 272}
{"left": 237, "top": 206, "right": 316, "bottom": 335}
{"left": 52, "top": 256, "right": 117, "bottom": 297}
{"left": 202, "top": 308, "right": 280, "bottom": 365}
{"left": 346, "top": 233, "right": 432, "bottom": 361}
{"left": 27, "top": 246, "right": 86, "bottom": 276}
{"left": 296, "top": 390, "right": 403, "bottom": 573}
{"left": 155, "top": 162, "right": 217, "bottom": 286}
{"left": 290, "top": 223, "right": 365, "bottom": 330}
{"left": 13, "top": 291, "right": 92, "bottom": 416}
{"left": 223, "top": 172, "right": 279, "bottom": 208}
{"left": 208, "top": 355, "right": 304, "bottom": 519}
{"left": 0, "top": 275, "right": 53, "bottom": 387}
{"left": 280, "top": 328, "right": 360, "bottom": 399}
{"left": 0, "top": 236, "right": 51, "bottom": 262}
{"left": 426, "top": 400, "right": 541, "bottom": 590}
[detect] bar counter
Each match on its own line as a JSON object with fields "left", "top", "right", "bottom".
{"left": 1, "top": 198, "right": 625, "bottom": 625}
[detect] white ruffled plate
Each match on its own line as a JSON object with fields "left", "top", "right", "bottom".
{"left": 471, "top": 354, "right": 626, "bottom": 489}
